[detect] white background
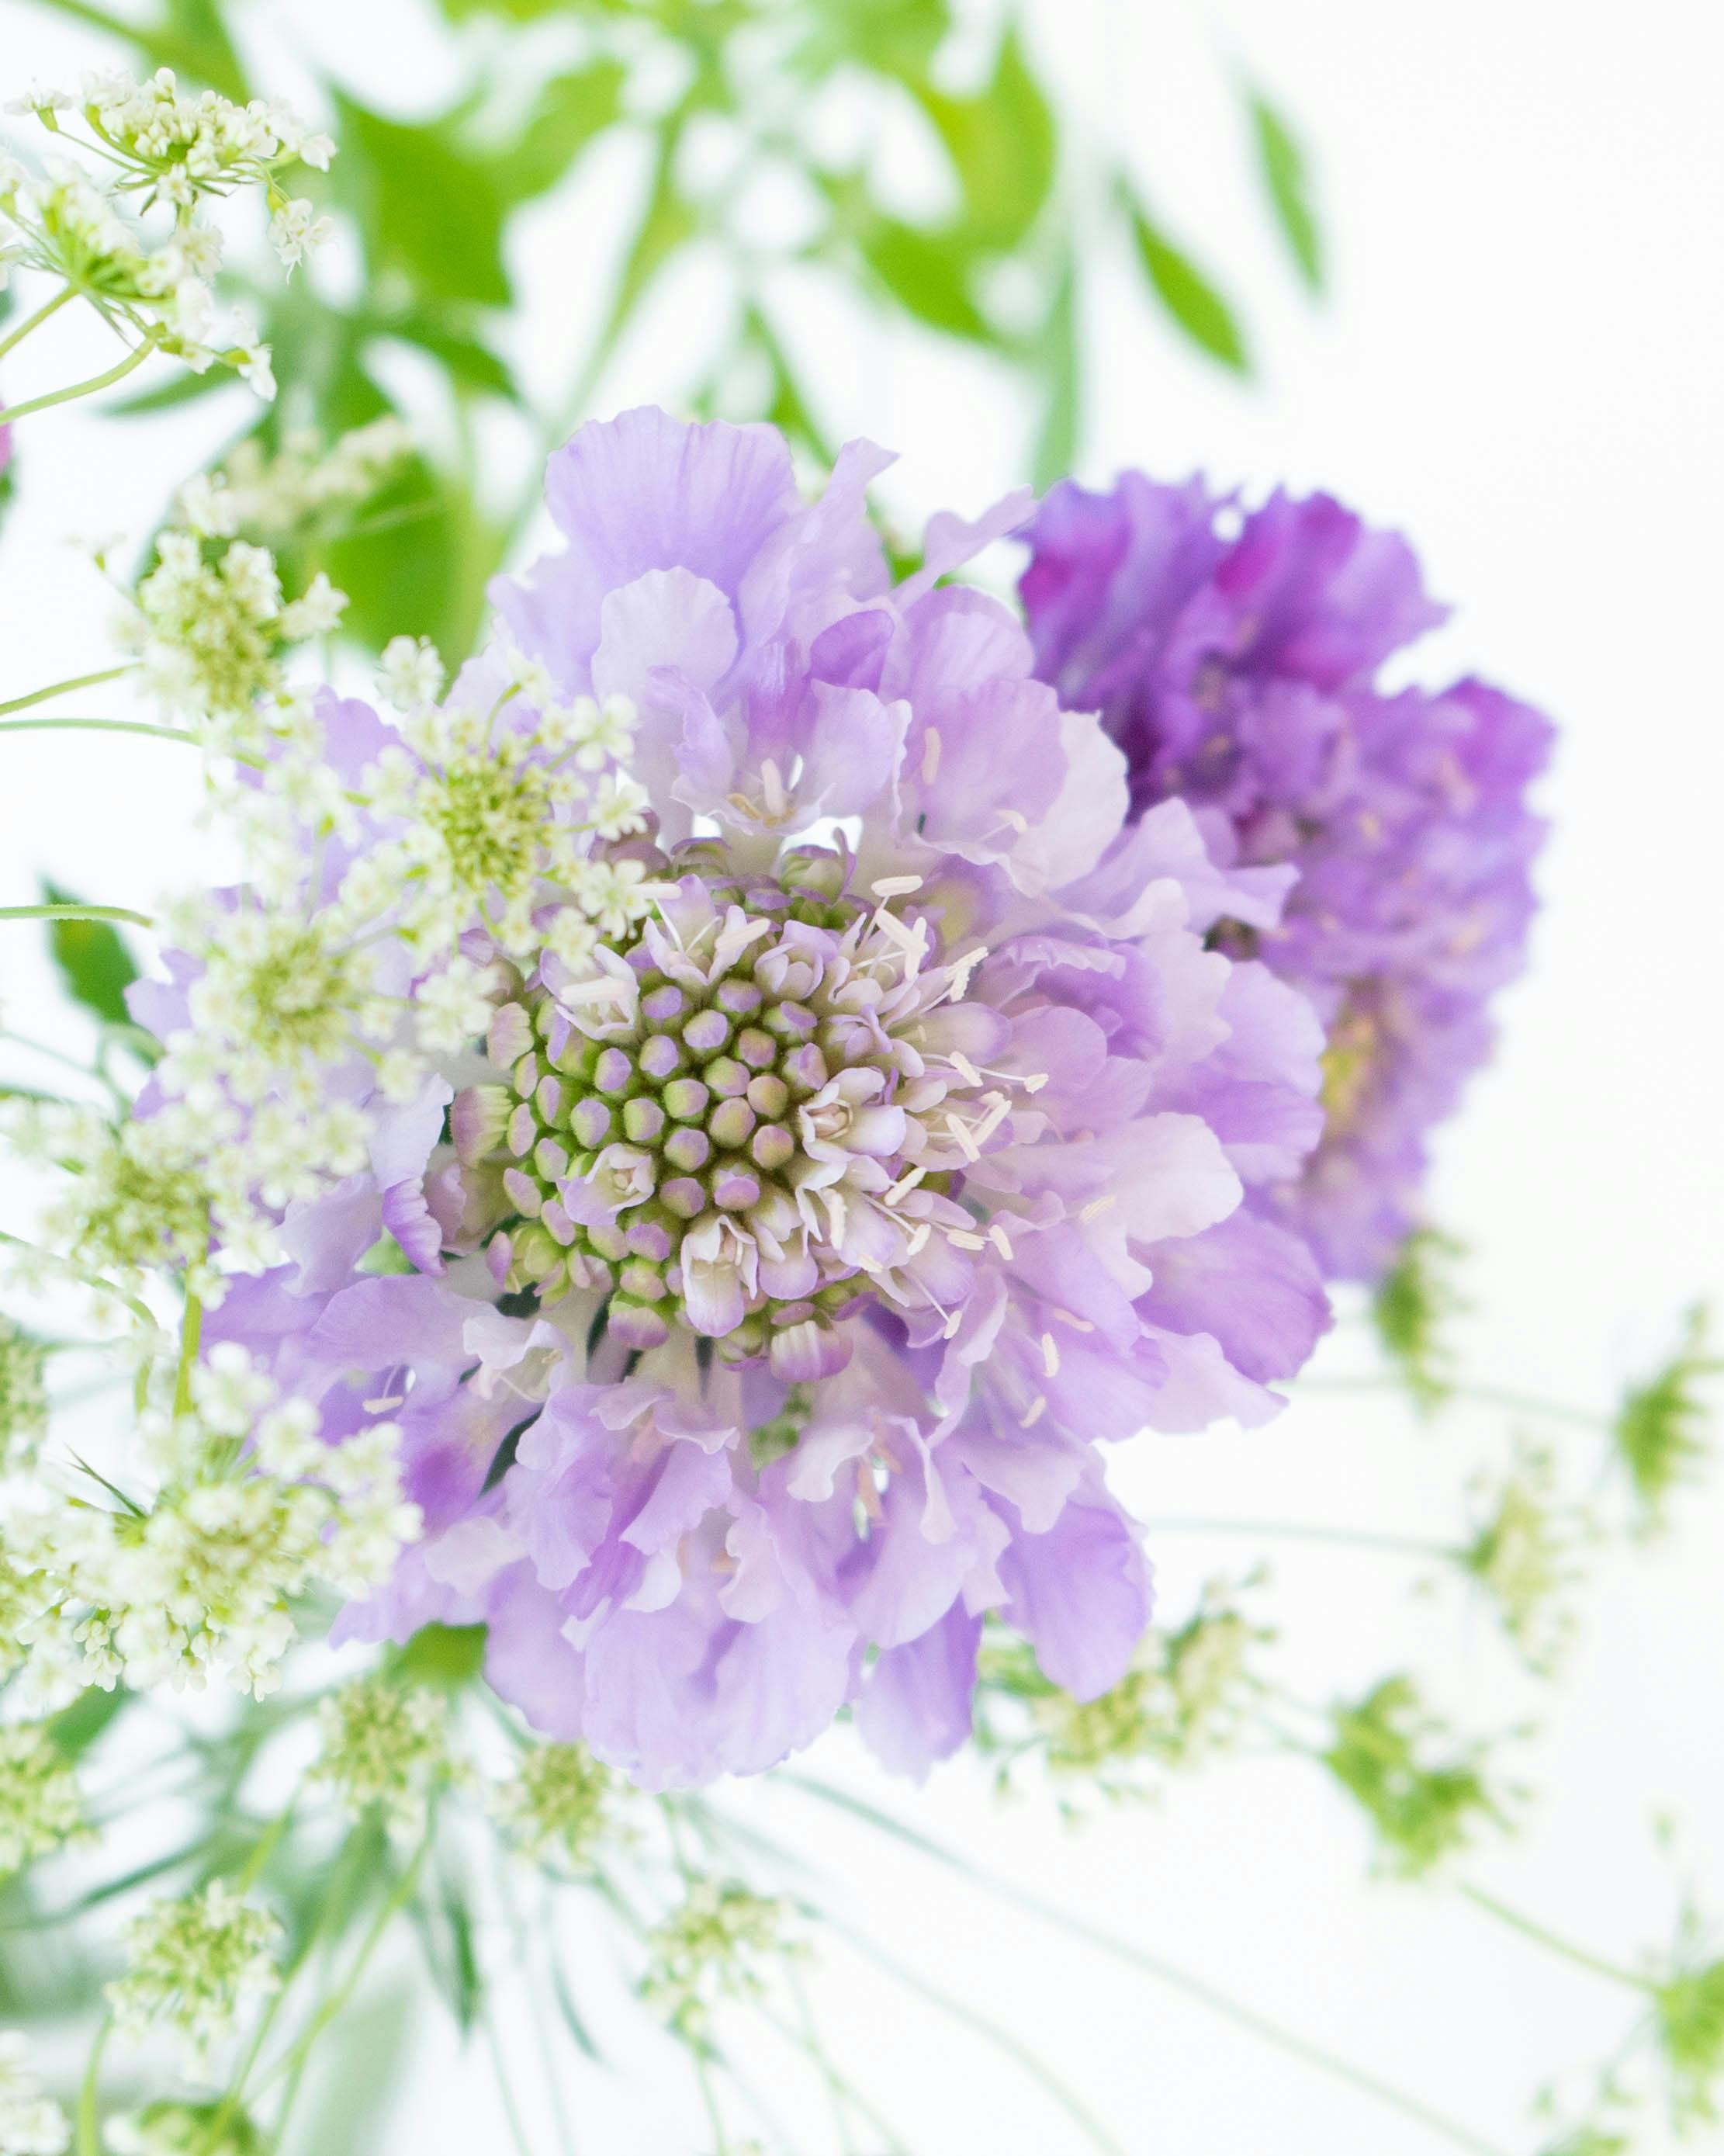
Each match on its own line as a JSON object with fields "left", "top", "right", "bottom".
{"left": 1, "top": 1, "right": 1721, "bottom": 2151}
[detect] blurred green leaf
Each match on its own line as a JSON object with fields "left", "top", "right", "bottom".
{"left": 41, "top": 879, "right": 138, "bottom": 1030}
{"left": 1125, "top": 192, "right": 1250, "bottom": 373}
{"left": 1030, "top": 252, "right": 1079, "bottom": 490}
{"left": 1249, "top": 86, "right": 1323, "bottom": 293}
{"left": 436, "top": 0, "right": 567, "bottom": 17}
{"left": 31, "top": 0, "right": 249, "bottom": 99}
{"left": 284, "top": 1984, "right": 417, "bottom": 2156}
{"left": 917, "top": 26, "right": 1056, "bottom": 251}
{"left": 798, "top": 0, "right": 952, "bottom": 82}
{"left": 859, "top": 217, "right": 992, "bottom": 341}
{"left": 496, "top": 61, "right": 628, "bottom": 202}
{"left": 392, "top": 1621, "right": 489, "bottom": 1690}
{"left": 106, "top": 366, "right": 233, "bottom": 417}
{"left": 334, "top": 94, "right": 512, "bottom": 308}
{"left": 376, "top": 310, "right": 517, "bottom": 399}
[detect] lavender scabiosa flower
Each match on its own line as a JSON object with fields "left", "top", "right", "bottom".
{"left": 181, "top": 410, "right": 1331, "bottom": 1787}
{"left": 1020, "top": 474, "right": 1553, "bottom": 1280}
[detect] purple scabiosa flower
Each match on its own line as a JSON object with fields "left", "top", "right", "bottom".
{"left": 196, "top": 411, "right": 1331, "bottom": 1786}
{"left": 1020, "top": 473, "right": 1552, "bottom": 1281}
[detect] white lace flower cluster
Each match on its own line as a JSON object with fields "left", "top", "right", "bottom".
{"left": 14, "top": 1088, "right": 367, "bottom": 1294}
{"left": 0, "top": 1317, "right": 47, "bottom": 1475}
{"left": 175, "top": 418, "right": 414, "bottom": 543}
{"left": 362, "top": 652, "right": 654, "bottom": 964}
{"left": 107, "top": 1880, "right": 283, "bottom": 2081}
{"left": 0, "top": 1721, "right": 85, "bottom": 1876}
{"left": 0, "top": 2031, "right": 68, "bottom": 2156}
{"left": 0, "top": 1345, "right": 419, "bottom": 1709}
{"left": 310, "top": 1675, "right": 454, "bottom": 1835}
{"left": 120, "top": 533, "right": 344, "bottom": 735}
{"left": 1, "top": 71, "right": 336, "bottom": 389}
{"left": 116, "top": 425, "right": 409, "bottom": 747}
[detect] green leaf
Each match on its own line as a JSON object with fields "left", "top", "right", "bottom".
{"left": 333, "top": 94, "right": 512, "bottom": 309}
{"left": 1249, "top": 87, "right": 1323, "bottom": 293}
{"left": 1125, "top": 192, "right": 1250, "bottom": 374}
{"left": 436, "top": 0, "right": 569, "bottom": 16}
{"left": 1030, "top": 252, "right": 1079, "bottom": 491}
{"left": 41, "top": 879, "right": 139, "bottom": 1029}
{"left": 106, "top": 366, "right": 232, "bottom": 417}
{"left": 391, "top": 1621, "right": 489, "bottom": 1691}
{"left": 496, "top": 62, "right": 627, "bottom": 203}
{"left": 860, "top": 217, "right": 992, "bottom": 342}
{"left": 29, "top": 0, "right": 250, "bottom": 99}
{"left": 797, "top": 0, "right": 952, "bottom": 83}
{"left": 917, "top": 26, "right": 1057, "bottom": 251}
{"left": 375, "top": 310, "right": 518, "bottom": 400}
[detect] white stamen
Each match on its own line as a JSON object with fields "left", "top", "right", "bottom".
{"left": 885, "top": 1165, "right": 926, "bottom": 1203}
{"left": 920, "top": 726, "right": 942, "bottom": 784}
{"left": 1019, "top": 1395, "right": 1048, "bottom": 1427}
{"left": 1051, "top": 1306, "right": 1096, "bottom": 1333}
{"left": 1079, "top": 1194, "right": 1117, "bottom": 1222}
{"left": 949, "top": 1050, "right": 982, "bottom": 1087}
{"left": 943, "top": 1112, "right": 981, "bottom": 1163}
{"left": 1021, "top": 1071, "right": 1050, "bottom": 1094}
{"left": 942, "top": 1310, "right": 964, "bottom": 1340}
{"left": 363, "top": 1393, "right": 406, "bottom": 1412}
{"left": 1040, "top": 1331, "right": 1060, "bottom": 1377}
{"left": 871, "top": 874, "right": 924, "bottom": 899}
{"left": 986, "top": 1222, "right": 1013, "bottom": 1260}
{"left": 995, "top": 806, "right": 1029, "bottom": 833}
{"left": 947, "top": 1229, "right": 987, "bottom": 1250}
{"left": 905, "top": 1222, "right": 932, "bottom": 1257}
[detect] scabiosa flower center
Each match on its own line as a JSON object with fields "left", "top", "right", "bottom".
{"left": 455, "top": 844, "right": 1036, "bottom": 1383}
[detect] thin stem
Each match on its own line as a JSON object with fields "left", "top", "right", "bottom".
{"left": 0, "top": 714, "right": 195, "bottom": 744}
{"left": 254, "top": 1829, "right": 433, "bottom": 2101}
{"left": 1300, "top": 1374, "right": 1606, "bottom": 1431}
{"left": 0, "top": 1228, "right": 161, "bottom": 1334}
{"left": 1458, "top": 1885, "right": 1650, "bottom": 1994}
{"left": 0, "top": 902, "right": 154, "bottom": 928}
{"left": 823, "top": 1913, "right": 1127, "bottom": 2156}
{"left": 174, "top": 1270, "right": 206, "bottom": 1420}
{"left": 781, "top": 1776, "right": 1516, "bottom": 2156}
{"left": 787, "top": 1959, "right": 861, "bottom": 2156}
{"left": 0, "top": 328, "right": 164, "bottom": 425}
{"left": 0, "top": 667, "right": 135, "bottom": 718}
{"left": 482, "top": 2001, "right": 538, "bottom": 2156}
{"left": 75, "top": 2017, "right": 111, "bottom": 2156}
{"left": 754, "top": 2017, "right": 914, "bottom": 2156}
{"left": 1150, "top": 1516, "right": 1457, "bottom": 1562}
{"left": 0, "top": 282, "right": 75, "bottom": 362}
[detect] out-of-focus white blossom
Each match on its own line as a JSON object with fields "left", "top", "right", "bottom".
{"left": 108, "top": 1880, "right": 283, "bottom": 2080}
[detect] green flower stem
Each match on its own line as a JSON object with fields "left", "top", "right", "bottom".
{"left": 0, "top": 902, "right": 154, "bottom": 928}
{"left": 0, "top": 714, "right": 195, "bottom": 744}
{"left": 1459, "top": 1884, "right": 1650, "bottom": 1993}
{"left": 1149, "top": 1516, "right": 1457, "bottom": 1561}
{"left": 753, "top": 2001, "right": 911, "bottom": 2156}
{"left": 0, "top": 282, "right": 75, "bottom": 362}
{"left": 1300, "top": 1373, "right": 1607, "bottom": 1431}
{"left": 819, "top": 1909, "right": 1128, "bottom": 2156}
{"left": 0, "top": 667, "right": 136, "bottom": 718}
{"left": 0, "top": 326, "right": 164, "bottom": 426}
{"left": 0, "top": 1227, "right": 161, "bottom": 1335}
{"left": 254, "top": 1828, "right": 434, "bottom": 2105}
{"left": 173, "top": 1259, "right": 207, "bottom": 1420}
{"left": 781, "top": 1774, "right": 1516, "bottom": 2156}
{"left": 74, "top": 2016, "right": 111, "bottom": 2156}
